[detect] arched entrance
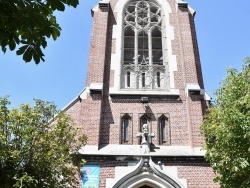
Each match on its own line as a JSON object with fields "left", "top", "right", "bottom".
{"left": 110, "top": 157, "right": 186, "bottom": 188}
{"left": 136, "top": 182, "right": 160, "bottom": 188}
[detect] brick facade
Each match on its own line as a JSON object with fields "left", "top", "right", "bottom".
{"left": 64, "top": 0, "right": 217, "bottom": 187}
{"left": 166, "top": 161, "right": 219, "bottom": 188}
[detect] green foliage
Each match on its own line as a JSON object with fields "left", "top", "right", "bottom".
{"left": 201, "top": 58, "right": 250, "bottom": 188}
{"left": 0, "top": 97, "right": 87, "bottom": 188}
{"left": 0, "top": 0, "right": 79, "bottom": 64}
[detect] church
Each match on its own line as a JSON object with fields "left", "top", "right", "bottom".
{"left": 63, "top": 0, "right": 219, "bottom": 187}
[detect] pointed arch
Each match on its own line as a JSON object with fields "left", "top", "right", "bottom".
{"left": 110, "top": 157, "right": 186, "bottom": 188}
{"left": 120, "top": 113, "right": 133, "bottom": 144}
{"left": 119, "top": 0, "right": 170, "bottom": 90}
{"left": 158, "top": 113, "right": 170, "bottom": 145}
{"left": 110, "top": 0, "right": 179, "bottom": 96}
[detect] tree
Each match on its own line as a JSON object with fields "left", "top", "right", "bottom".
{"left": 201, "top": 58, "right": 250, "bottom": 188}
{"left": 0, "top": 97, "right": 87, "bottom": 188}
{"left": 0, "top": 0, "right": 79, "bottom": 64}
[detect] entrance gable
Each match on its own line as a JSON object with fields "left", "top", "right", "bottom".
{"left": 109, "top": 157, "right": 186, "bottom": 188}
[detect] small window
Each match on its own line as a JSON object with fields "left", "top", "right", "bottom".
{"left": 120, "top": 113, "right": 132, "bottom": 144}
{"left": 124, "top": 118, "right": 129, "bottom": 141}
{"left": 141, "top": 117, "right": 147, "bottom": 126}
{"left": 142, "top": 73, "right": 146, "bottom": 87}
{"left": 160, "top": 118, "right": 166, "bottom": 141}
{"left": 157, "top": 72, "right": 160, "bottom": 87}
{"left": 127, "top": 72, "right": 131, "bottom": 87}
{"left": 158, "top": 114, "right": 170, "bottom": 145}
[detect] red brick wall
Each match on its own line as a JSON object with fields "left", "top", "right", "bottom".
{"left": 64, "top": 96, "right": 103, "bottom": 145}
{"left": 86, "top": 7, "right": 109, "bottom": 86}
{"left": 72, "top": 5, "right": 111, "bottom": 145}
{"left": 81, "top": 160, "right": 219, "bottom": 188}
{"left": 166, "top": 162, "right": 220, "bottom": 188}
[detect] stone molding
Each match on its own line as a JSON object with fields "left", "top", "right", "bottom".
{"left": 79, "top": 145, "right": 205, "bottom": 156}
{"left": 107, "top": 157, "right": 187, "bottom": 188}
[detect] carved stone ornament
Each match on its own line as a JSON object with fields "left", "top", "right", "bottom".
{"left": 137, "top": 124, "right": 155, "bottom": 154}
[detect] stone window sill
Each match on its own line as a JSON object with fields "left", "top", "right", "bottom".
{"left": 109, "top": 88, "right": 180, "bottom": 98}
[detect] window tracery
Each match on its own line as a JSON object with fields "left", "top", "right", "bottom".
{"left": 121, "top": 0, "right": 168, "bottom": 90}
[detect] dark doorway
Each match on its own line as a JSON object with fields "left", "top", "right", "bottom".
{"left": 139, "top": 186, "right": 153, "bottom": 188}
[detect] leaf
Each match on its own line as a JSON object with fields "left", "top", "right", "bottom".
{"left": 73, "top": 0, "right": 79, "bottom": 8}
{"left": 57, "top": 0, "right": 79, "bottom": 7}
{"left": 33, "top": 53, "right": 40, "bottom": 64}
{"left": 68, "top": 0, "right": 79, "bottom": 8}
{"left": 13, "top": 35, "right": 20, "bottom": 45}
{"left": 1, "top": 46, "right": 7, "bottom": 53}
{"left": 33, "top": 46, "right": 45, "bottom": 64}
{"left": 9, "top": 39, "right": 16, "bottom": 51}
{"left": 21, "top": 34, "right": 28, "bottom": 40}
{"left": 41, "top": 39, "right": 47, "bottom": 49}
{"left": 20, "top": 40, "right": 29, "bottom": 44}
{"left": 58, "top": 3, "right": 65, "bottom": 11}
{"left": 55, "top": 1, "right": 65, "bottom": 11}
{"left": 52, "top": 28, "right": 60, "bottom": 40}
{"left": 23, "top": 46, "right": 33, "bottom": 62}
{"left": 0, "top": 0, "right": 78, "bottom": 64}
{"left": 41, "top": 56, "right": 45, "bottom": 62}
{"left": 16, "top": 45, "right": 29, "bottom": 55}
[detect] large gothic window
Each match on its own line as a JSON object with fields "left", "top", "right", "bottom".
{"left": 121, "top": 0, "right": 167, "bottom": 90}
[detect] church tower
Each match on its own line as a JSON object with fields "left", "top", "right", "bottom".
{"left": 65, "top": 0, "right": 219, "bottom": 187}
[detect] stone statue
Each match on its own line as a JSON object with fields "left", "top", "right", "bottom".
{"left": 137, "top": 124, "right": 155, "bottom": 154}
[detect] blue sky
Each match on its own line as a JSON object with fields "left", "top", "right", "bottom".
{"left": 0, "top": 0, "right": 250, "bottom": 109}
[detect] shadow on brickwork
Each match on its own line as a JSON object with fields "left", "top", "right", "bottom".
{"left": 99, "top": 7, "right": 116, "bottom": 145}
